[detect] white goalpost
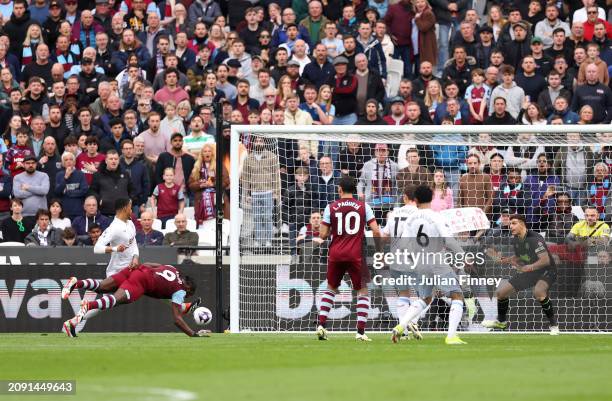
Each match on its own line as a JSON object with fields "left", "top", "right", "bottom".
{"left": 230, "top": 124, "right": 612, "bottom": 334}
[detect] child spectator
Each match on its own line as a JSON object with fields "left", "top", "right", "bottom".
{"left": 151, "top": 167, "right": 185, "bottom": 228}
{"left": 465, "top": 68, "right": 489, "bottom": 124}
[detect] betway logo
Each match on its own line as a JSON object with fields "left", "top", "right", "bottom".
{"left": 0, "top": 256, "right": 22, "bottom": 265}
{"left": 0, "top": 279, "right": 98, "bottom": 324}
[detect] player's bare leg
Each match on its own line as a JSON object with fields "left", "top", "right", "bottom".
{"left": 316, "top": 285, "right": 336, "bottom": 340}
{"left": 533, "top": 280, "right": 558, "bottom": 335}
{"left": 482, "top": 281, "right": 517, "bottom": 330}
{"left": 392, "top": 296, "right": 429, "bottom": 342}
{"left": 355, "top": 287, "right": 372, "bottom": 342}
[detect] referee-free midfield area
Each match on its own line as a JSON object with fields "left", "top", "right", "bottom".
{"left": 0, "top": 333, "right": 610, "bottom": 401}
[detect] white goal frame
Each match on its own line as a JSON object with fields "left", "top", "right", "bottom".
{"left": 229, "top": 124, "right": 612, "bottom": 334}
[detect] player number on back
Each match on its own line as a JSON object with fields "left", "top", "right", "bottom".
{"left": 156, "top": 270, "right": 176, "bottom": 282}
{"left": 417, "top": 224, "right": 429, "bottom": 247}
{"left": 335, "top": 211, "right": 360, "bottom": 235}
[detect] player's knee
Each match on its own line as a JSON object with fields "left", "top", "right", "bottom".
{"left": 533, "top": 289, "right": 546, "bottom": 301}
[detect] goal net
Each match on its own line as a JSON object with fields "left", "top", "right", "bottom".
{"left": 230, "top": 124, "right": 612, "bottom": 333}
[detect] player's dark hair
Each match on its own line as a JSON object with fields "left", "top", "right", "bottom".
{"left": 35, "top": 208, "right": 51, "bottom": 220}
{"left": 183, "top": 275, "right": 197, "bottom": 295}
{"left": 414, "top": 185, "right": 433, "bottom": 204}
{"left": 337, "top": 176, "right": 356, "bottom": 194}
{"left": 509, "top": 214, "right": 526, "bottom": 224}
{"left": 403, "top": 184, "right": 416, "bottom": 200}
{"left": 115, "top": 198, "right": 131, "bottom": 212}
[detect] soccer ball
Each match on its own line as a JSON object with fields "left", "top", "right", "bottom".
{"left": 193, "top": 307, "right": 213, "bottom": 326}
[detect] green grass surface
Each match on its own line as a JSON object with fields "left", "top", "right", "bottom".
{"left": 0, "top": 333, "right": 610, "bottom": 401}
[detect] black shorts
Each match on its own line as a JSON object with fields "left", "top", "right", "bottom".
{"left": 509, "top": 268, "right": 557, "bottom": 292}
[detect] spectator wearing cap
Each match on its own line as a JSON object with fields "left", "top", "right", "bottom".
{"left": 534, "top": 4, "right": 570, "bottom": 49}
{"left": 474, "top": 25, "right": 495, "bottom": 69}
{"left": 384, "top": 97, "right": 409, "bottom": 125}
{"left": 331, "top": 55, "right": 358, "bottom": 126}
{"left": 502, "top": 21, "right": 532, "bottom": 70}
{"left": 77, "top": 56, "right": 108, "bottom": 104}
{"left": 356, "top": 99, "right": 386, "bottom": 125}
{"left": 42, "top": 1, "right": 65, "bottom": 45}
{"left": 302, "top": 43, "right": 335, "bottom": 90}
{"left": 21, "top": 43, "right": 53, "bottom": 88}
{"left": 357, "top": 142, "right": 398, "bottom": 224}
{"left": 529, "top": 36, "right": 553, "bottom": 77}
{"left": 384, "top": 0, "right": 413, "bottom": 78}
{"left": 12, "top": 154, "right": 49, "bottom": 217}
{"left": 572, "top": 62, "right": 612, "bottom": 124}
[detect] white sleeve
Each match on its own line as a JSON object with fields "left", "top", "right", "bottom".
{"left": 382, "top": 210, "right": 394, "bottom": 236}
{"left": 364, "top": 203, "right": 376, "bottom": 224}
{"left": 322, "top": 205, "right": 331, "bottom": 225}
{"left": 94, "top": 225, "right": 114, "bottom": 254}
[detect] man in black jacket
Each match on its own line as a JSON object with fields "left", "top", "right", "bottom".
{"left": 331, "top": 56, "right": 358, "bottom": 124}
{"left": 485, "top": 97, "right": 517, "bottom": 125}
{"left": 571, "top": 62, "right": 612, "bottom": 123}
{"left": 411, "top": 61, "right": 435, "bottom": 100}
{"left": 88, "top": 150, "right": 134, "bottom": 217}
{"left": 78, "top": 57, "right": 107, "bottom": 105}
{"left": 431, "top": 0, "right": 468, "bottom": 76}
{"left": 3, "top": 0, "right": 33, "bottom": 57}
{"left": 354, "top": 53, "right": 385, "bottom": 114}
{"left": 442, "top": 46, "right": 473, "bottom": 97}
{"left": 155, "top": 133, "right": 195, "bottom": 190}
{"left": 502, "top": 21, "right": 532, "bottom": 70}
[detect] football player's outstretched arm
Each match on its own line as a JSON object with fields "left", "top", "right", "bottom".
{"left": 171, "top": 303, "right": 208, "bottom": 337}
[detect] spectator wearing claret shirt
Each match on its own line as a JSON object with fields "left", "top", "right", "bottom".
{"left": 384, "top": 0, "right": 413, "bottom": 78}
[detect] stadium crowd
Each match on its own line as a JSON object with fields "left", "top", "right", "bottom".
{"left": 0, "top": 0, "right": 612, "bottom": 260}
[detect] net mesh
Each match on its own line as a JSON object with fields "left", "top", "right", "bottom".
{"left": 234, "top": 128, "right": 612, "bottom": 332}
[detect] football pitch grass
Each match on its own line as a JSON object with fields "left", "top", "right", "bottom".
{"left": 0, "top": 333, "right": 610, "bottom": 401}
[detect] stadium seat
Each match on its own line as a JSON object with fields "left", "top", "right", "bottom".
{"left": 184, "top": 207, "right": 195, "bottom": 220}
{"left": 165, "top": 219, "right": 177, "bottom": 232}
{"left": 0, "top": 242, "right": 25, "bottom": 246}
{"left": 152, "top": 219, "right": 162, "bottom": 231}
{"left": 386, "top": 58, "right": 403, "bottom": 97}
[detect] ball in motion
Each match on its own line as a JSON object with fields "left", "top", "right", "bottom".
{"left": 193, "top": 307, "right": 213, "bottom": 326}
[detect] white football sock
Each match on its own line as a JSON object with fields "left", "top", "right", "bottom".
{"left": 399, "top": 299, "right": 428, "bottom": 329}
{"left": 76, "top": 309, "right": 102, "bottom": 333}
{"left": 447, "top": 300, "right": 464, "bottom": 338}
